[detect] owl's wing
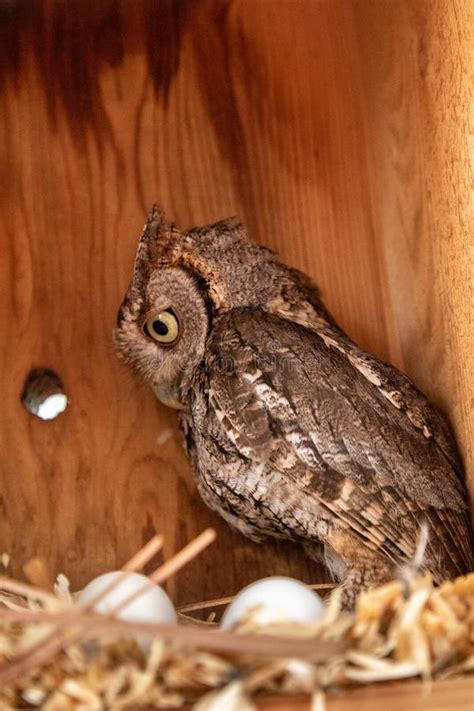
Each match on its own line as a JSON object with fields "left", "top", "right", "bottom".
{"left": 206, "top": 308, "right": 472, "bottom": 575}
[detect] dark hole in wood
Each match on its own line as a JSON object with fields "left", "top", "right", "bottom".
{"left": 21, "top": 368, "right": 68, "bottom": 420}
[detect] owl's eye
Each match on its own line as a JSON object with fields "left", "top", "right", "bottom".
{"left": 143, "top": 310, "right": 180, "bottom": 344}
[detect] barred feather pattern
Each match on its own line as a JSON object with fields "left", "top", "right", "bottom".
{"left": 182, "top": 308, "right": 472, "bottom": 596}
{"left": 116, "top": 207, "right": 473, "bottom": 605}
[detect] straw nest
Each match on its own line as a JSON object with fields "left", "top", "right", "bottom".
{"left": 0, "top": 530, "right": 472, "bottom": 710}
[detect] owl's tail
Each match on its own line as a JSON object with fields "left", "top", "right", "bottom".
{"left": 403, "top": 510, "right": 473, "bottom": 583}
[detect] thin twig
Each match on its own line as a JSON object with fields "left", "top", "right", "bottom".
{"left": 150, "top": 528, "right": 216, "bottom": 584}
{"left": 0, "top": 606, "right": 345, "bottom": 668}
{"left": 79, "top": 534, "right": 165, "bottom": 612}
{"left": 0, "top": 530, "right": 217, "bottom": 685}
{"left": 0, "top": 575, "right": 62, "bottom": 608}
{"left": 0, "top": 628, "right": 66, "bottom": 685}
{"left": 109, "top": 528, "right": 216, "bottom": 618}
{"left": 121, "top": 534, "right": 164, "bottom": 572}
{"left": 0, "top": 534, "right": 169, "bottom": 684}
{"left": 178, "top": 583, "right": 336, "bottom": 614}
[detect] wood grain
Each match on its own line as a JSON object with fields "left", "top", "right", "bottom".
{"left": 142, "top": 677, "right": 474, "bottom": 711}
{"left": 0, "top": 0, "right": 471, "bottom": 618}
{"left": 258, "top": 676, "right": 474, "bottom": 710}
{"left": 353, "top": 0, "right": 474, "bottom": 498}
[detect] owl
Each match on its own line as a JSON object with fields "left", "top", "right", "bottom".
{"left": 115, "top": 206, "right": 472, "bottom": 606}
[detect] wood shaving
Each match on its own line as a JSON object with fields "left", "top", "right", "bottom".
{"left": 0, "top": 572, "right": 472, "bottom": 709}
{"left": 193, "top": 681, "right": 256, "bottom": 711}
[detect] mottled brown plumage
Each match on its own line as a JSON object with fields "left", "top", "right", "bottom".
{"left": 115, "top": 206, "right": 472, "bottom": 605}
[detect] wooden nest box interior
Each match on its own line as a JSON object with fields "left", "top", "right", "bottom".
{"left": 0, "top": 0, "right": 471, "bottom": 620}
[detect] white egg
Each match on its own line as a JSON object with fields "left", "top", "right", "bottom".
{"left": 220, "top": 576, "right": 325, "bottom": 629}
{"left": 77, "top": 571, "right": 177, "bottom": 649}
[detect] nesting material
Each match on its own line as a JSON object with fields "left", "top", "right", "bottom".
{"left": 0, "top": 536, "right": 472, "bottom": 710}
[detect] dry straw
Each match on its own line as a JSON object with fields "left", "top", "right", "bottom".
{"left": 0, "top": 530, "right": 473, "bottom": 710}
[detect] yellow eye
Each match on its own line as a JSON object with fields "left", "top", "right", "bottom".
{"left": 143, "top": 310, "right": 179, "bottom": 344}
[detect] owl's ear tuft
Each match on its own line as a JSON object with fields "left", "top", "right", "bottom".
{"left": 146, "top": 203, "right": 168, "bottom": 229}
{"left": 133, "top": 204, "right": 175, "bottom": 280}
{"left": 143, "top": 203, "right": 173, "bottom": 242}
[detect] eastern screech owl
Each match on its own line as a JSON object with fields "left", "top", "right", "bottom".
{"left": 115, "top": 206, "right": 472, "bottom": 605}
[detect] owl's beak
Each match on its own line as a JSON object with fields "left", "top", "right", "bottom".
{"left": 152, "top": 382, "right": 185, "bottom": 410}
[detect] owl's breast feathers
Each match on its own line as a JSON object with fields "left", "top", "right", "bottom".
{"left": 188, "top": 308, "right": 472, "bottom": 580}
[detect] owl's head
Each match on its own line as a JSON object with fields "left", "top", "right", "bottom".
{"left": 114, "top": 205, "right": 312, "bottom": 408}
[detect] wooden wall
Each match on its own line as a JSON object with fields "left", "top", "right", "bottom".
{"left": 0, "top": 0, "right": 471, "bottom": 605}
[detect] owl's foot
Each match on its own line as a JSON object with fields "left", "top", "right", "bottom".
{"left": 332, "top": 563, "right": 394, "bottom": 610}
